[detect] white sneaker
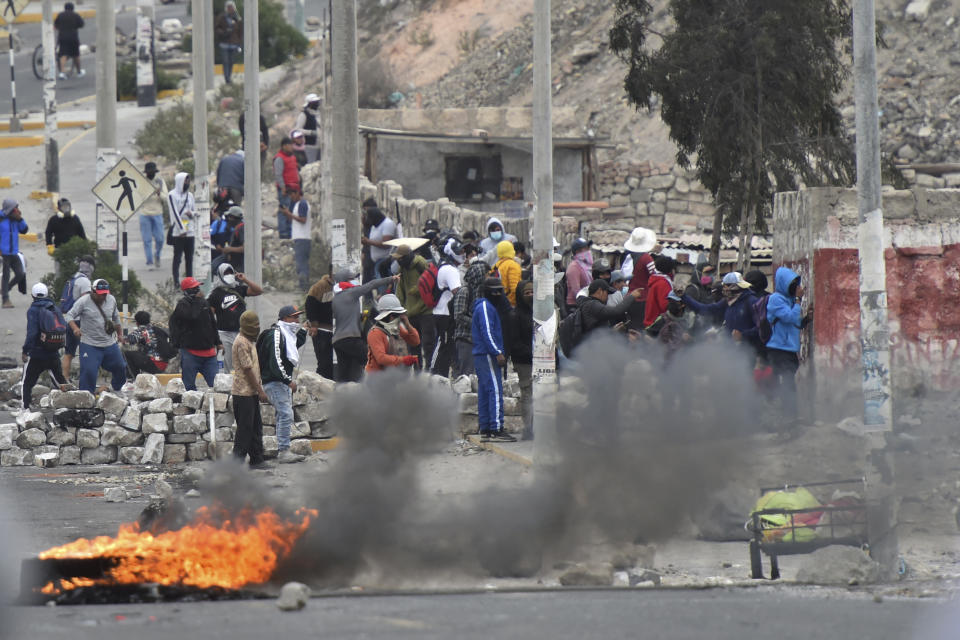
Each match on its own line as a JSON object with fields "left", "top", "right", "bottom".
{"left": 58, "top": 72, "right": 66, "bottom": 80}
{"left": 277, "top": 450, "right": 305, "bottom": 464}
{"left": 77, "top": 69, "right": 86, "bottom": 77}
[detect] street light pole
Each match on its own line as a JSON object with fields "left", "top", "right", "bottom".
{"left": 243, "top": 0, "right": 262, "bottom": 314}
{"left": 852, "top": 0, "right": 898, "bottom": 578}
{"left": 330, "top": 0, "right": 360, "bottom": 274}
{"left": 42, "top": 0, "right": 58, "bottom": 192}
{"left": 96, "top": 0, "right": 118, "bottom": 254}
{"left": 191, "top": 0, "right": 210, "bottom": 290}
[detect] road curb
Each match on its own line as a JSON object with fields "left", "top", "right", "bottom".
{"left": 0, "top": 120, "right": 94, "bottom": 131}
{"left": 0, "top": 135, "right": 42, "bottom": 148}
{"left": 466, "top": 434, "right": 533, "bottom": 467}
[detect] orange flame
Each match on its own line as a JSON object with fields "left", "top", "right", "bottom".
{"left": 38, "top": 506, "right": 317, "bottom": 594}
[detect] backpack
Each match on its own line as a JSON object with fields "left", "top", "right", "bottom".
{"left": 417, "top": 262, "right": 443, "bottom": 309}
{"left": 752, "top": 294, "right": 775, "bottom": 344}
{"left": 558, "top": 306, "right": 584, "bottom": 357}
{"left": 60, "top": 274, "right": 82, "bottom": 314}
{"left": 152, "top": 326, "right": 177, "bottom": 360}
{"left": 39, "top": 306, "right": 67, "bottom": 352}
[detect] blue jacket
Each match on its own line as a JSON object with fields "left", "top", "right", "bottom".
{"left": 766, "top": 266, "right": 804, "bottom": 353}
{"left": 682, "top": 290, "right": 759, "bottom": 342}
{"left": 471, "top": 297, "right": 504, "bottom": 356}
{"left": 23, "top": 298, "right": 62, "bottom": 358}
{"left": 0, "top": 213, "right": 28, "bottom": 256}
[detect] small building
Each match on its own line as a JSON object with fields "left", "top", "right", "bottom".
{"left": 358, "top": 107, "right": 601, "bottom": 216}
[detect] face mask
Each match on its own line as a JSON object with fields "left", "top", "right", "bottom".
{"left": 701, "top": 276, "right": 713, "bottom": 286}
{"left": 222, "top": 274, "right": 238, "bottom": 287}
{"left": 622, "top": 286, "right": 629, "bottom": 295}
{"left": 490, "top": 231, "right": 503, "bottom": 242}
{"left": 576, "top": 251, "right": 594, "bottom": 267}
{"left": 379, "top": 318, "right": 401, "bottom": 334}
{"left": 398, "top": 255, "right": 413, "bottom": 269}
{"left": 281, "top": 320, "right": 301, "bottom": 331}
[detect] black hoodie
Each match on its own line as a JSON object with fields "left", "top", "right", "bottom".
{"left": 509, "top": 279, "right": 533, "bottom": 365}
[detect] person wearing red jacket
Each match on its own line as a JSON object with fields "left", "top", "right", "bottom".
{"left": 366, "top": 294, "right": 420, "bottom": 373}
{"left": 643, "top": 255, "right": 677, "bottom": 328}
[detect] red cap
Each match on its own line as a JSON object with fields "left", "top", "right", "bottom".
{"left": 180, "top": 277, "right": 202, "bottom": 291}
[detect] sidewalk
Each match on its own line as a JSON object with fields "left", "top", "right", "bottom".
{"left": 0, "top": 1, "right": 96, "bottom": 25}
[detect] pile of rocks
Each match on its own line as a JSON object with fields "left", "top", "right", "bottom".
{"left": 0, "top": 372, "right": 337, "bottom": 468}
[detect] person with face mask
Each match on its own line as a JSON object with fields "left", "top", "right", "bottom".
{"left": 59, "top": 255, "right": 94, "bottom": 381}
{"left": 648, "top": 292, "right": 692, "bottom": 361}
{"left": 168, "top": 172, "right": 196, "bottom": 282}
{"left": 360, "top": 206, "right": 397, "bottom": 283}
{"left": 169, "top": 277, "right": 222, "bottom": 392}
{"left": 508, "top": 280, "right": 534, "bottom": 439}
{"left": 65, "top": 279, "right": 126, "bottom": 393}
{"left": 207, "top": 262, "right": 263, "bottom": 372}
{"left": 256, "top": 306, "right": 308, "bottom": 463}
{"left": 471, "top": 278, "right": 516, "bottom": 442}
{"left": 451, "top": 256, "right": 487, "bottom": 377}
{"left": 681, "top": 271, "right": 760, "bottom": 347}
{"left": 331, "top": 270, "right": 399, "bottom": 382}
{"left": 44, "top": 197, "right": 86, "bottom": 255}
{"left": 565, "top": 237, "right": 594, "bottom": 310}
{"left": 479, "top": 217, "right": 518, "bottom": 267}
{"left": 492, "top": 240, "right": 522, "bottom": 307}
{"left": 294, "top": 93, "right": 322, "bottom": 163}
{"left": 140, "top": 162, "right": 168, "bottom": 269}
{"left": 214, "top": 1, "right": 242, "bottom": 84}
{"left": 232, "top": 310, "right": 269, "bottom": 469}
{"left": 390, "top": 244, "right": 431, "bottom": 365}
{"left": 366, "top": 294, "right": 420, "bottom": 373}
{"left": 21, "top": 283, "right": 69, "bottom": 410}
{"left": 428, "top": 237, "right": 464, "bottom": 376}
{"left": 643, "top": 255, "right": 678, "bottom": 329}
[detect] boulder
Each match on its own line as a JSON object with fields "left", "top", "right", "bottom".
{"left": 215, "top": 412, "right": 236, "bottom": 428}
{"left": 1, "top": 447, "right": 34, "bottom": 466}
{"left": 262, "top": 435, "right": 279, "bottom": 458}
{"left": 97, "top": 392, "right": 129, "bottom": 417}
{"left": 21, "top": 411, "right": 48, "bottom": 432}
{"left": 166, "top": 433, "right": 198, "bottom": 444}
{"left": 209, "top": 441, "right": 233, "bottom": 459}
{"left": 119, "top": 406, "right": 142, "bottom": 431}
{"left": 162, "top": 444, "right": 187, "bottom": 464}
{"left": 262, "top": 425, "right": 276, "bottom": 436}
{"left": 76, "top": 428, "right": 100, "bottom": 449}
{"left": 100, "top": 424, "right": 145, "bottom": 447}
{"left": 172, "top": 405, "right": 192, "bottom": 415}
{"left": 141, "top": 433, "right": 165, "bottom": 464}
{"left": 118, "top": 446, "right": 146, "bottom": 465}
{"left": 294, "top": 403, "right": 328, "bottom": 423}
{"left": 165, "top": 377, "right": 186, "bottom": 399}
{"left": 201, "top": 392, "right": 229, "bottom": 412}
{"left": 213, "top": 373, "right": 233, "bottom": 393}
{"left": 0, "top": 424, "right": 19, "bottom": 449}
{"left": 173, "top": 414, "right": 207, "bottom": 434}
{"left": 16, "top": 428, "right": 47, "bottom": 449}
{"left": 289, "top": 439, "right": 314, "bottom": 457}
{"left": 795, "top": 546, "right": 881, "bottom": 585}
{"left": 59, "top": 445, "right": 81, "bottom": 465}
{"left": 451, "top": 375, "right": 472, "bottom": 394}
{"left": 81, "top": 446, "right": 118, "bottom": 465}
{"left": 187, "top": 442, "right": 208, "bottom": 461}
{"left": 147, "top": 397, "right": 174, "bottom": 414}
{"left": 202, "top": 427, "right": 234, "bottom": 442}
{"left": 104, "top": 487, "right": 127, "bottom": 502}
{"left": 142, "top": 413, "right": 170, "bottom": 434}
{"left": 276, "top": 582, "right": 310, "bottom": 611}
{"left": 261, "top": 403, "right": 276, "bottom": 425}
{"left": 182, "top": 390, "right": 204, "bottom": 409}
{"left": 310, "top": 423, "right": 333, "bottom": 439}
{"left": 294, "top": 371, "right": 335, "bottom": 402}
{"left": 459, "top": 393, "right": 478, "bottom": 414}
{"left": 34, "top": 451, "right": 59, "bottom": 468}
{"left": 503, "top": 397, "right": 520, "bottom": 416}
{"left": 133, "top": 374, "right": 164, "bottom": 400}
{"left": 291, "top": 421, "right": 311, "bottom": 438}
{"left": 558, "top": 563, "right": 614, "bottom": 587}
{"left": 47, "top": 427, "right": 76, "bottom": 446}
{"left": 52, "top": 390, "right": 95, "bottom": 409}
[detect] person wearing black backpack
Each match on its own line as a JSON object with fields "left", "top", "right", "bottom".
{"left": 124, "top": 311, "right": 175, "bottom": 376}
{"left": 21, "top": 283, "right": 69, "bottom": 409}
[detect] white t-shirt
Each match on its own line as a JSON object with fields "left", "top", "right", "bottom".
{"left": 369, "top": 217, "right": 397, "bottom": 261}
{"left": 433, "top": 263, "right": 461, "bottom": 316}
{"left": 291, "top": 200, "right": 311, "bottom": 240}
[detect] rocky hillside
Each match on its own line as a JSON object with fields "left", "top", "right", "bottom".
{"left": 357, "top": 0, "right": 960, "bottom": 171}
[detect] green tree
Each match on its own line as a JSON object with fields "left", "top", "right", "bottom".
{"left": 43, "top": 237, "right": 145, "bottom": 311}
{"left": 610, "top": 0, "right": 856, "bottom": 268}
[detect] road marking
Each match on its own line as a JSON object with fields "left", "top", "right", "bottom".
{"left": 58, "top": 125, "right": 94, "bottom": 158}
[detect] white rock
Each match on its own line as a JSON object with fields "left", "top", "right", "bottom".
{"left": 59, "top": 445, "right": 81, "bottom": 465}
{"left": 155, "top": 478, "right": 173, "bottom": 499}
{"left": 80, "top": 446, "right": 118, "bottom": 465}
{"left": 142, "top": 413, "right": 170, "bottom": 434}
{"left": 97, "top": 392, "right": 129, "bottom": 417}
{"left": 141, "top": 433, "right": 165, "bottom": 464}
{"left": 289, "top": 439, "right": 314, "bottom": 457}
{"left": 451, "top": 375, "right": 473, "bottom": 394}
{"left": 185, "top": 488, "right": 202, "bottom": 498}
{"left": 34, "top": 451, "right": 59, "bottom": 468}
{"left": 0, "top": 424, "right": 17, "bottom": 450}
{"left": 294, "top": 371, "right": 335, "bottom": 402}
{"left": 293, "top": 403, "right": 328, "bottom": 422}
{"left": 165, "top": 377, "right": 186, "bottom": 398}
{"left": 905, "top": 0, "right": 932, "bottom": 21}
{"left": 133, "top": 374, "right": 164, "bottom": 400}
{"left": 213, "top": 373, "right": 233, "bottom": 393}
{"left": 162, "top": 444, "right": 187, "bottom": 464}
{"left": 76, "top": 428, "right": 100, "bottom": 449}
{"left": 796, "top": 546, "right": 881, "bottom": 585}
{"left": 182, "top": 390, "right": 204, "bottom": 409}
{"left": 21, "top": 411, "right": 48, "bottom": 432}
{"left": 187, "top": 442, "right": 208, "bottom": 461}
{"left": 118, "top": 446, "right": 146, "bottom": 464}
{"left": 459, "top": 393, "right": 478, "bottom": 415}
{"left": 173, "top": 414, "right": 207, "bottom": 434}
{"left": 262, "top": 435, "right": 279, "bottom": 457}
{"left": 201, "top": 392, "right": 229, "bottom": 412}
{"left": 47, "top": 427, "right": 76, "bottom": 446}
{"left": 100, "top": 424, "right": 145, "bottom": 448}
{"left": 147, "top": 397, "right": 174, "bottom": 414}
{"left": 291, "top": 421, "right": 311, "bottom": 438}
{"left": 104, "top": 487, "right": 127, "bottom": 502}
{"left": 16, "top": 428, "right": 47, "bottom": 449}
{"left": 276, "top": 582, "right": 310, "bottom": 611}
{"left": 261, "top": 403, "right": 276, "bottom": 425}
{"left": 51, "top": 390, "right": 95, "bottom": 409}
{"left": 120, "top": 406, "right": 143, "bottom": 431}
{"left": 1, "top": 447, "right": 34, "bottom": 466}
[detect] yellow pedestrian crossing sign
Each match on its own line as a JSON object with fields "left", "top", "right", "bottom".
{"left": 0, "top": 0, "right": 30, "bottom": 23}
{"left": 92, "top": 157, "right": 157, "bottom": 222}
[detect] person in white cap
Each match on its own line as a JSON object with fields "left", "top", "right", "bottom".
{"left": 365, "top": 294, "right": 420, "bottom": 373}
{"left": 21, "top": 283, "right": 69, "bottom": 409}
{"left": 294, "top": 93, "right": 322, "bottom": 163}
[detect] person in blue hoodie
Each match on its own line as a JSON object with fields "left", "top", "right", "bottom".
{"left": 471, "top": 277, "right": 516, "bottom": 442}
{"left": 766, "top": 266, "right": 814, "bottom": 424}
{"left": 0, "top": 198, "right": 28, "bottom": 308}
{"left": 22, "top": 283, "right": 68, "bottom": 409}
{"left": 682, "top": 271, "right": 760, "bottom": 352}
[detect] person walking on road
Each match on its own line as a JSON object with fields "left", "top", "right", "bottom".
{"left": 257, "top": 305, "right": 307, "bottom": 464}
{"left": 0, "top": 198, "right": 28, "bottom": 309}
{"left": 169, "top": 277, "right": 221, "bottom": 391}
{"left": 140, "top": 162, "right": 168, "bottom": 270}
{"left": 21, "top": 283, "right": 69, "bottom": 409}
{"left": 168, "top": 172, "right": 196, "bottom": 282}
{"left": 54, "top": 2, "right": 85, "bottom": 79}
{"left": 232, "top": 310, "right": 269, "bottom": 468}
{"left": 207, "top": 263, "right": 262, "bottom": 372}
{"left": 214, "top": 1, "right": 242, "bottom": 84}
{"left": 64, "top": 279, "right": 126, "bottom": 394}
{"left": 44, "top": 198, "right": 86, "bottom": 253}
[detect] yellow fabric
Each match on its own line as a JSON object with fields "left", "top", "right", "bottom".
{"left": 47, "top": 244, "right": 55, "bottom": 256}
{"left": 496, "top": 240, "right": 515, "bottom": 259}
{"left": 494, "top": 258, "right": 521, "bottom": 306}
{"left": 751, "top": 487, "right": 821, "bottom": 543}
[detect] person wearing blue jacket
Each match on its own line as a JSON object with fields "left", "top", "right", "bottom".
{"left": 766, "top": 266, "right": 813, "bottom": 424}
{"left": 471, "top": 277, "right": 516, "bottom": 442}
{"left": 21, "top": 283, "right": 68, "bottom": 409}
{"left": 0, "top": 198, "right": 28, "bottom": 308}
{"left": 682, "top": 271, "right": 760, "bottom": 351}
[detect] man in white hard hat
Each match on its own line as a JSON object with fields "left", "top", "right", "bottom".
{"left": 294, "top": 93, "right": 322, "bottom": 163}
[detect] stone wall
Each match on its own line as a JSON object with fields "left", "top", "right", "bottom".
{"left": 596, "top": 160, "right": 718, "bottom": 235}
{"left": 772, "top": 186, "right": 960, "bottom": 419}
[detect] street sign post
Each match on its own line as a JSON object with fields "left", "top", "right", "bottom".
{"left": 92, "top": 157, "right": 156, "bottom": 316}
{"left": 2, "top": 0, "right": 30, "bottom": 132}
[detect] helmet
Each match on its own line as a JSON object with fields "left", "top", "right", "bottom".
{"left": 570, "top": 237, "right": 592, "bottom": 254}
{"left": 422, "top": 218, "right": 440, "bottom": 233}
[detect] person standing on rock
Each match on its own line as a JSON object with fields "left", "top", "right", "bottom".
{"left": 232, "top": 310, "right": 269, "bottom": 469}
{"left": 365, "top": 294, "right": 419, "bottom": 373}
{"left": 207, "top": 262, "right": 262, "bottom": 372}
{"left": 479, "top": 217, "right": 517, "bottom": 268}
{"left": 273, "top": 137, "right": 300, "bottom": 239}
{"left": 215, "top": 149, "right": 245, "bottom": 206}
{"left": 256, "top": 306, "right": 307, "bottom": 464}
{"left": 451, "top": 256, "right": 487, "bottom": 377}
{"left": 305, "top": 274, "right": 334, "bottom": 380}
{"left": 64, "top": 279, "right": 126, "bottom": 394}
{"left": 169, "top": 277, "right": 221, "bottom": 392}
{"left": 21, "top": 283, "right": 69, "bottom": 409}
{"left": 0, "top": 198, "right": 28, "bottom": 309}
{"left": 294, "top": 93, "right": 322, "bottom": 163}
{"left": 471, "top": 278, "right": 516, "bottom": 442}
{"left": 59, "top": 255, "right": 94, "bottom": 381}
{"left": 331, "top": 270, "right": 397, "bottom": 382}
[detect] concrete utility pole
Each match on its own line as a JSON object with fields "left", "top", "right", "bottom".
{"left": 853, "top": 0, "right": 898, "bottom": 579}
{"left": 294, "top": 0, "right": 306, "bottom": 34}
{"left": 136, "top": 0, "right": 157, "bottom": 107}
{"left": 191, "top": 0, "right": 211, "bottom": 289}
{"left": 531, "top": 0, "right": 557, "bottom": 462}
{"left": 42, "top": 0, "right": 58, "bottom": 192}
{"left": 96, "top": 0, "right": 118, "bottom": 252}
{"left": 243, "top": 0, "right": 262, "bottom": 313}
{"left": 330, "top": 0, "right": 360, "bottom": 274}
{"left": 204, "top": 0, "right": 214, "bottom": 91}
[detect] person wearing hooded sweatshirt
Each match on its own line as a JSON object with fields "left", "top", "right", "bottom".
{"left": 565, "top": 237, "right": 594, "bottom": 309}
{"left": 471, "top": 278, "right": 516, "bottom": 442}
{"left": 294, "top": 93, "right": 322, "bottom": 163}
{"left": 21, "top": 283, "right": 69, "bottom": 409}
{"left": 451, "top": 259, "right": 487, "bottom": 376}
{"left": 479, "top": 217, "right": 518, "bottom": 267}
{"left": 491, "top": 240, "right": 522, "bottom": 307}
{"left": 44, "top": 197, "right": 86, "bottom": 252}
{"left": 766, "top": 266, "right": 814, "bottom": 425}
{"left": 257, "top": 305, "right": 308, "bottom": 464}
{"left": 509, "top": 280, "right": 534, "bottom": 439}
{"left": 366, "top": 294, "right": 420, "bottom": 372}
{"left": 305, "top": 274, "right": 334, "bottom": 379}
{"left": 169, "top": 276, "right": 221, "bottom": 392}
{"left": 682, "top": 271, "right": 760, "bottom": 349}
{"left": 207, "top": 262, "right": 263, "bottom": 372}
{"left": 0, "top": 198, "right": 28, "bottom": 309}
{"left": 167, "top": 172, "right": 196, "bottom": 282}
{"left": 331, "top": 271, "right": 398, "bottom": 382}
{"left": 643, "top": 255, "right": 677, "bottom": 328}
{"left": 232, "top": 310, "right": 269, "bottom": 469}
{"left": 428, "top": 238, "right": 464, "bottom": 376}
